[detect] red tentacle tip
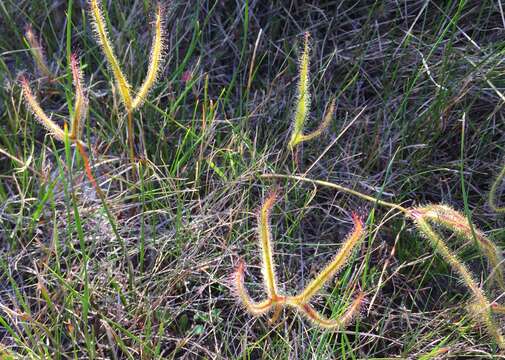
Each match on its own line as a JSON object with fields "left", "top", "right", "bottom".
{"left": 256, "top": 188, "right": 282, "bottom": 217}
{"left": 235, "top": 258, "right": 246, "bottom": 275}
{"left": 229, "top": 258, "right": 246, "bottom": 297}
{"left": 353, "top": 291, "right": 367, "bottom": 319}
{"left": 355, "top": 291, "right": 366, "bottom": 304}
{"left": 266, "top": 187, "right": 281, "bottom": 204}
{"left": 408, "top": 208, "right": 422, "bottom": 220}
{"left": 351, "top": 212, "right": 364, "bottom": 227}
{"left": 70, "top": 53, "right": 80, "bottom": 77}
{"left": 19, "top": 75, "right": 29, "bottom": 86}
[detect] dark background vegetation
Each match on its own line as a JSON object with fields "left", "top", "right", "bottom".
{"left": 1, "top": 0, "right": 505, "bottom": 358}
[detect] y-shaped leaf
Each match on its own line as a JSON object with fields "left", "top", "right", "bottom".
{"left": 410, "top": 211, "right": 505, "bottom": 349}
{"left": 21, "top": 55, "right": 87, "bottom": 147}
{"left": 233, "top": 190, "right": 366, "bottom": 330}
{"left": 89, "top": 0, "right": 166, "bottom": 161}
{"left": 288, "top": 32, "right": 334, "bottom": 150}
{"left": 415, "top": 204, "right": 504, "bottom": 291}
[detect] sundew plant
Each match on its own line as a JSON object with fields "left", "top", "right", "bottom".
{"left": 89, "top": 0, "right": 165, "bottom": 162}
{"left": 233, "top": 191, "right": 366, "bottom": 329}
{"left": 2, "top": 1, "right": 505, "bottom": 358}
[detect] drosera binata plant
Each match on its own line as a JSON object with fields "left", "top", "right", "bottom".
{"left": 21, "top": 54, "right": 87, "bottom": 147}
{"left": 20, "top": 53, "right": 98, "bottom": 190}
{"left": 261, "top": 173, "right": 505, "bottom": 349}
{"left": 233, "top": 190, "right": 366, "bottom": 329}
{"left": 88, "top": 0, "right": 166, "bottom": 162}
{"left": 288, "top": 32, "right": 335, "bottom": 151}
{"left": 21, "top": 50, "right": 129, "bottom": 275}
